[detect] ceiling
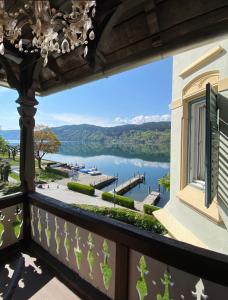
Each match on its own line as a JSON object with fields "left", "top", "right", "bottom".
{"left": 1, "top": 0, "right": 228, "bottom": 96}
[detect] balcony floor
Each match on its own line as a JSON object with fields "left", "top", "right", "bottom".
{"left": 0, "top": 251, "right": 81, "bottom": 300}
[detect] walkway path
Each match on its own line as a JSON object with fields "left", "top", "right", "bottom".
{"left": 36, "top": 182, "right": 121, "bottom": 208}
{"left": 56, "top": 173, "right": 116, "bottom": 190}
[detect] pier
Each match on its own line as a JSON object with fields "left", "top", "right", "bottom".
{"left": 136, "top": 191, "right": 160, "bottom": 211}
{"left": 113, "top": 174, "right": 144, "bottom": 195}
{"left": 91, "top": 175, "right": 117, "bottom": 189}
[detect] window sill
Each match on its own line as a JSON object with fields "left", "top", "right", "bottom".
{"left": 176, "top": 185, "right": 221, "bottom": 224}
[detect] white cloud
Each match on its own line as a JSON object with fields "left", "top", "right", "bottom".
{"left": 36, "top": 112, "right": 111, "bottom": 127}
{"left": 35, "top": 112, "right": 171, "bottom": 128}
{"left": 114, "top": 114, "right": 170, "bottom": 125}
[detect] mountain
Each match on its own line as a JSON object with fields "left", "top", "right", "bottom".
{"left": 0, "top": 130, "right": 20, "bottom": 140}
{"left": 0, "top": 122, "right": 170, "bottom": 155}
{"left": 51, "top": 122, "right": 170, "bottom": 143}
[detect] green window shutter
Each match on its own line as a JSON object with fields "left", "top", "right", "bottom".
{"left": 217, "top": 92, "right": 228, "bottom": 208}
{"left": 205, "top": 83, "right": 219, "bottom": 208}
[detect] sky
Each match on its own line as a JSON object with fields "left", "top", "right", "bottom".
{"left": 0, "top": 57, "right": 172, "bottom": 130}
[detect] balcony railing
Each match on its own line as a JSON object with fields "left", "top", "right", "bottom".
{"left": 0, "top": 192, "right": 228, "bottom": 299}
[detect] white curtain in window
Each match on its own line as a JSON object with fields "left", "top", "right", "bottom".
{"left": 197, "top": 105, "right": 206, "bottom": 180}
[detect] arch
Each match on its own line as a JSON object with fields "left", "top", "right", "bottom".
{"left": 183, "top": 71, "right": 220, "bottom": 98}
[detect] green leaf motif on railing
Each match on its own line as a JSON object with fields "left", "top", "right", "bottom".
{"left": 136, "top": 256, "right": 149, "bottom": 300}
{"left": 74, "top": 227, "right": 82, "bottom": 271}
{"left": 54, "top": 217, "right": 61, "bottom": 255}
{"left": 37, "top": 209, "right": 42, "bottom": 242}
{"left": 13, "top": 206, "right": 23, "bottom": 239}
{"left": 64, "top": 222, "right": 70, "bottom": 261}
{"left": 45, "top": 213, "right": 51, "bottom": 248}
{"left": 0, "top": 211, "right": 5, "bottom": 247}
{"left": 31, "top": 206, "right": 35, "bottom": 237}
{"left": 100, "top": 239, "right": 112, "bottom": 290}
{"left": 87, "top": 233, "right": 95, "bottom": 279}
{"left": 157, "top": 270, "right": 173, "bottom": 300}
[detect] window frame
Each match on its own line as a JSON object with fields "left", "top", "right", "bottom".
{"left": 187, "top": 97, "right": 206, "bottom": 191}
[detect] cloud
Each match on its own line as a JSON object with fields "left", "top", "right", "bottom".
{"left": 114, "top": 114, "right": 170, "bottom": 125}
{"left": 35, "top": 112, "right": 170, "bottom": 128}
{"left": 36, "top": 112, "right": 110, "bottom": 127}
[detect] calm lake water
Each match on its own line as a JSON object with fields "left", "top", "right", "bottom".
{"left": 44, "top": 142, "right": 170, "bottom": 206}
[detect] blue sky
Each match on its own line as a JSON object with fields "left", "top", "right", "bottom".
{"left": 0, "top": 57, "right": 172, "bottom": 130}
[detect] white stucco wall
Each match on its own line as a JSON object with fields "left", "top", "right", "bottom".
{"left": 166, "top": 38, "right": 228, "bottom": 254}
{"left": 172, "top": 39, "right": 228, "bottom": 100}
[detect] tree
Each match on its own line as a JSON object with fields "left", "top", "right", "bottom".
{"left": 34, "top": 125, "right": 61, "bottom": 169}
{"left": 158, "top": 174, "right": 170, "bottom": 192}
{"left": 3, "top": 162, "right": 11, "bottom": 182}
{"left": 0, "top": 137, "right": 8, "bottom": 156}
{"left": 0, "top": 161, "right": 11, "bottom": 182}
{"left": 8, "top": 145, "right": 19, "bottom": 161}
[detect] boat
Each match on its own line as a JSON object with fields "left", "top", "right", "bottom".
{"left": 80, "top": 167, "right": 98, "bottom": 174}
{"left": 88, "top": 171, "right": 102, "bottom": 176}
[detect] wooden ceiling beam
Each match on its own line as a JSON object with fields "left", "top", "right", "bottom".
{"left": 90, "top": 0, "right": 148, "bottom": 71}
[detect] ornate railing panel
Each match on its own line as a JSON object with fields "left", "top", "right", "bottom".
{"left": 30, "top": 204, "right": 116, "bottom": 299}
{"left": 0, "top": 195, "right": 23, "bottom": 250}
{"left": 128, "top": 250, "right": 228, "bottom": 300}
{"left": 29, "top": 193, "right": 228, "bottom": 300}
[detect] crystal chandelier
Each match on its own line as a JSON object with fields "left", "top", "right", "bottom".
{"left": 0, "top": 0, "right": 96, "bottom": 66}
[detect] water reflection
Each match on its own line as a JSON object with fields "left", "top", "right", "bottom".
{"left": 45, "top": 142, "right": 170, "bottom": 205}
{"left": 58, "top": 142, "right": 170, "bottom": 162}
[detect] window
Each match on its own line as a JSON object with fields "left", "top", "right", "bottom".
{"left": 188, "top": 99, "right": 206, "bottom": 190}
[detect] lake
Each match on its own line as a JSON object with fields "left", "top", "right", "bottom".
{"left": 44, "top": 142, "right": 170, "bottom": 207}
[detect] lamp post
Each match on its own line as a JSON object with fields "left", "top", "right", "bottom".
{"left": 114, "top": 188, "right": 116, "bottom": 208}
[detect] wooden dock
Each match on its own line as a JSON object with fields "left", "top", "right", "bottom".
{"left": 136, "top": 191, "right": 160, "bottom": 211}
{"left": 92, "top": 175, "right": 117, "bottom": 189}
{"left": 113, "top": 175, "right": 144, "bottom": 195}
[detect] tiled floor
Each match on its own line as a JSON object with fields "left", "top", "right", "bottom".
{"left": 0, "top": 252, "right": 81, "bottom": 300}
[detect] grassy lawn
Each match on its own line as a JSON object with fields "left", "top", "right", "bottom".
{"left": 10, "top": 172, "right": 20, "bottom": 182}
{"left": 0, "top": 154, "right": 65, "bottom": 183}
{"left": 36, "top": 169, "right": 66, "bottom": 182}
{"left": 0, "top": 154, "right": 20, "bottom": 166}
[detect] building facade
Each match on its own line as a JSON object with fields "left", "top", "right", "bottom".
{"left": 155, "top": 38, "right": 228, "bottom": 254}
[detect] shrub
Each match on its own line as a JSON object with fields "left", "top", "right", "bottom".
{"left": 45, "top": 167, "right": 69, "bottom": 178}
{"left": 2, "top": 183, "right": 21, "bottom": 195}
{"left": 73, "top": 205, "right": 167, "bottom": 234}
{"left": 102, "top": 192, "right": 134, "bottom": 209}
{"left": 143, "top": 204, "right": 160, "bottom": 215}
{"left": 67, "top": 182, "right": 95, "bottom": 196}
{"left": 38, "top": 169, "right": 65, "bottom": 181}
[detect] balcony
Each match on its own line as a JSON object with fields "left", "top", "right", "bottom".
{"left": 0, "top": 192, "right": 227, "bottom": 299}
{"left": 0, "top": 1, "right": 228, "bottom": 298}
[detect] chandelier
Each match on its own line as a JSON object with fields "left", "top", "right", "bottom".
{"left": 0, "top": 0, "right": 96, "bottom": 66}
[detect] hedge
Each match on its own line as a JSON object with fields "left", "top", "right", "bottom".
{"left": 102, "top": 192, "right": 134, "bottom": 209}
{"left": 67, "top": 182, "right": 95, "bottom": 196}
{"left": 143, "top": 204, "right": 160, "bottom": 215}
{"left": 73, "top": 205, "right": 167, "bottom": 234}
{"left": 45, "top": 167, "right": 69, "bottom": 178}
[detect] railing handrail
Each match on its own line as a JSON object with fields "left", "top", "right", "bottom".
{"left": 0, "top": 192, "right": 23, "bottom": 209}
{"left": 29, "top": 192, "right": 228, "bottom": 287}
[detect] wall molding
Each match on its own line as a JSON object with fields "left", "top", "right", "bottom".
{"left": 179, "top": 46, "right": 224, "bottom": 78}
{"left": 170, "top": 73, "right": 228, "bottom": 110}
